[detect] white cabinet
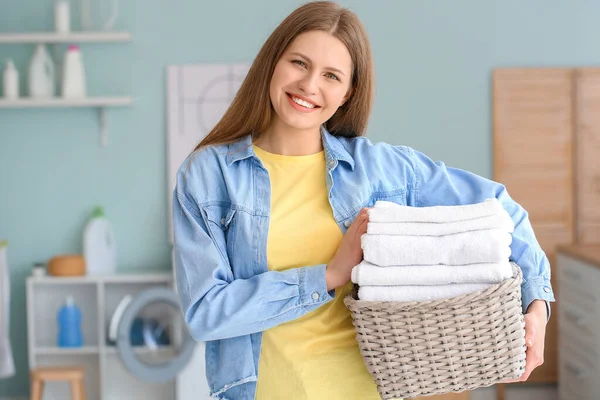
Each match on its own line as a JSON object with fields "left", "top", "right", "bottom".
{"left": 26, "top": 273, "right": 178, "bottom": 400}
{"left": 556, "top": 245, "right": 600, "bottom": 400}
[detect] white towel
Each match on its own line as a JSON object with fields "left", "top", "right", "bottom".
{"left": 0, "top": 241, "right": 15, "bottom": 379}
{"left": 351, "top": 260, "right": 513, "bottom": 286}
{"left": 367, "top": 213, "right": 514, "bottom": 236}
{"left": 358, "top": 282, "right": 494, "bottom": 302}
{"left": 368, "top": 198, "right": 507, "bottom": 223}
{"left": 361, "top": 229, "right": 512, "bottom": 266}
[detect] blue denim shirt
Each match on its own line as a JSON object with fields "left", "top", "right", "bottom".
{"left": 172, "top": 126, "right": 555, "bottom": 400}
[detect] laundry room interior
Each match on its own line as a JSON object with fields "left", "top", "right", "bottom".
{"left": 1, "top": 1, "right": 600, "bottom": 400}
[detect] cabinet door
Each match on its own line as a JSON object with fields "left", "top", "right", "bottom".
{"left": 575, "top": 69, "right": 600, "bottom": 244}
{"left": 493, "top": 68, "right": 575, "bottom": 383}
{"left": 556, "top": 253, "right": 600, "bottom": 400}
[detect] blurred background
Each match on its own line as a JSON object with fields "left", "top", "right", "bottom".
{"left": 1, "top": 1, "right": 599, "bottom": 399}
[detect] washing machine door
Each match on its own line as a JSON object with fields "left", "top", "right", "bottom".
{"left": 113, "top": 287, "right": 197, "bottom": 383}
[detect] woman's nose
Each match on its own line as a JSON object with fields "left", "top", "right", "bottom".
{"left": 298, "top": 73, "right": 318, "bottom": 95}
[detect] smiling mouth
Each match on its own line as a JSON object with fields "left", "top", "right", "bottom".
{"left": 287, "top": 93, "right": 320, "bottom": 109}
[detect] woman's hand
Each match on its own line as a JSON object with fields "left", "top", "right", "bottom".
{"left": 325, "top": 208, "right": 369, "bottom": 291}
{"left": 504, "top": 299, "right": 547, "bottom": 383}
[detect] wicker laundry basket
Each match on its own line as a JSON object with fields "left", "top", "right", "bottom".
{"left": 344, "top": 263, "right": 526, "bottom": 399}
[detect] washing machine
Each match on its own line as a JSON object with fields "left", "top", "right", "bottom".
{"left": 108, "top": 285, "right": 206, "bottom": 398}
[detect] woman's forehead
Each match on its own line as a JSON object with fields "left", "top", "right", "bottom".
{"left": 284, "top": 31, "right": 352, "bottom": 72}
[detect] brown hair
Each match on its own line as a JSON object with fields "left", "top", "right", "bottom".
{"left": 191, "top": 1, "right": 374, "bottom": 153}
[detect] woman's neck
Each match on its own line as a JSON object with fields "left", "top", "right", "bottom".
{"left": 256, "top": 120, "right": 323, "bottom": 156}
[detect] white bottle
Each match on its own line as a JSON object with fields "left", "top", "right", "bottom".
{"left": 61, "top": 45, "right": 87, "bottom": 98}
{"left": 83, "top": 206, "right": 117, "bottom": 276}
{"left": 28, "top": 44, "right": 55, "bottom": 98}
{"left": 2, "top": 59, "right": 19, "bottom": 99}
{"left": 54, "top": 0, "right": 70, "bottom": 33}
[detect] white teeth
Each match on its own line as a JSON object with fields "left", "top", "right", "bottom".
{"left": 291, "top": 96, "right": 316, "bottom": 109}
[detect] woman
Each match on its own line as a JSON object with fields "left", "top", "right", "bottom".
{"left": 172, "top": 2, "right": 554, "bottom": 399}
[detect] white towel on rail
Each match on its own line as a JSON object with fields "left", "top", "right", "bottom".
{"left": 350, "top": 260, "right": 513, "bottom": 286}
{"left": 367, "top": 198, "right": 507, "bottom": 223}
{"left": 0, "top": 241, "right": 15, "bottom": 379}
{"left": 361, "top": 229, "right": 512, "bottom": 266}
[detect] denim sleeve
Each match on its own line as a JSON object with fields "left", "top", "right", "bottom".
{"left": 172, "top": 190, "right": 335, "bottom": 342}
{"left": 404, "top": 147, "right": 555, "bottom": 319}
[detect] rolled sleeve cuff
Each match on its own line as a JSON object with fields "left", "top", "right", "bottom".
{"left": 298, "top": 264, "right": 336, "bottom": 311}
{"left": 521, "top": 276, "right": 555, "bottom": 322}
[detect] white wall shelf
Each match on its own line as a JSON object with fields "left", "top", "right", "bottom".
{"left": 0, "top": 97, "right": 133, "bottom": 146}
{"left": 26, "top": 273, "right": 176, "bottom": 400}
{"left": 22, "top": 272, "right": 170, "bottom": 284}
{"left": 0, "top": 97, "right": 132, "bottom": 108}
{"left": 0, "top": 31, "right": 132, "bottom": 44}
{"left": 0, "top": 30, "right": 133, "bottom": 147}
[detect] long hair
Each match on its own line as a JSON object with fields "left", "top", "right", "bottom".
{"left": 192, "top": 1, "right": 374, "bottom": 153}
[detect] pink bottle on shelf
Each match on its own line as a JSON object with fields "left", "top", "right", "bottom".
{"left": 61, "top": 44, "right": 87, "bottom": 98}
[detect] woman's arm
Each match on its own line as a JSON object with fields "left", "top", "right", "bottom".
{"left": 173, "top": 190, "right": 335, "bottom": 342}
{"left": 399, "top": 146, "right": 555, "bottom": 317}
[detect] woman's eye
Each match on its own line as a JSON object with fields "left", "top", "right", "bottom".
{"left": 325, "top": 72, "right": 339, "bottom": 81}
{"left": 292, "top": 60, "right": 307, "bottom": 68}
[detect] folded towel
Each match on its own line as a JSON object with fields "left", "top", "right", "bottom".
{"left": 358, "top": 282, "right": 494, "bottom": 302}
{"left": 361, "top": 229, "right": 512, "bottom": 266}
{"left": 367, "top": 213, "right": 514, "bottom": 236}
{"left": 351, "top": 260, "right": 513, "bottom": 286}
{"left": 368, "top": 198, "right": 507, "bottom": 223}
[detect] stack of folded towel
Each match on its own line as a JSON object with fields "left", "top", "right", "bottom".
{"left": 352, "top": 198, "right": 515, "bottom": 302}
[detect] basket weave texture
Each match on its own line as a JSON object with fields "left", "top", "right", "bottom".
{"left": 344, "top": 263, "right": 526, "bottom": 399}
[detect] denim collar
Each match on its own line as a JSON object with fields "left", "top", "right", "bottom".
{"left": 226, "top": 126, "right": 355, "bottom": 170}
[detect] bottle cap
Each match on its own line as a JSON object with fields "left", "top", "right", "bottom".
{"left": 67, "top": 45, "right": 79, "bottom": 51}
{"left": 92, "top": 206, "right": 104, "bottom": 218}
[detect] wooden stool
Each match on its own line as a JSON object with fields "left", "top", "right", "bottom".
{"left": 30, "top": 366, "right": 86, "bottom": 400}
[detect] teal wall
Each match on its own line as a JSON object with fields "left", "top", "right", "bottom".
{"left": 2, "top": 0, "right": 600, "bottom": 396}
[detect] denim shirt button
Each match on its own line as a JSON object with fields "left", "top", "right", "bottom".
{"left": 220, "top": 218, "right": 226, "bottom": 225}
{"left": 543, "top": 286, "right": 550, "bottom": 293}
{"left": 312, "top": 292, "right": 319, "bottom": 301}
{"left": 344, "top": 220, "right": 351, "bottom": 228}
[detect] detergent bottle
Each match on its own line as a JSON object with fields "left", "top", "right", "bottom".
{"left": 57, "top": 295, "right": 83, "bottom": 347}
{"left": 83, "top": 206, "right": 117, "bottom": 275}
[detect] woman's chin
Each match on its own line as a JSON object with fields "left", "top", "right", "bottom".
{"left": 279, "top": 115, "right": 324, "bottom": 132}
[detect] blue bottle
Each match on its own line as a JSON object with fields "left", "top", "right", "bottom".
{"left": 57, "top": 295, "right": 83, "bottom": 347}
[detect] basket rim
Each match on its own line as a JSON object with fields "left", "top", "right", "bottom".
{"left": 344, "top": 262, "right": 522, "bottom": 310}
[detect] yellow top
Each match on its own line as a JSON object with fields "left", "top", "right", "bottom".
{"left": 253, "top": 145, "right": 380, "bottom": 400}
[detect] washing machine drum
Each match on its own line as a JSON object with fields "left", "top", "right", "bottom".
{"left": 110, "top": 287, "right": 197, "bottom": 383}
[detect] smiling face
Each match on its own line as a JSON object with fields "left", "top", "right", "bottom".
{"left": 268, "top": 30, "right": 353, "bottom": 134}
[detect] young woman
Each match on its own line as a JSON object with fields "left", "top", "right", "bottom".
{"left": 172, "top": 2, "right": 554, "bottom": 399}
